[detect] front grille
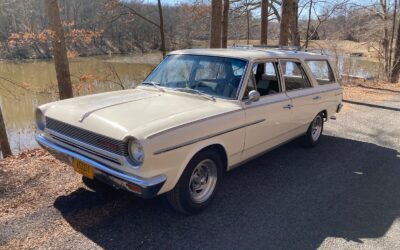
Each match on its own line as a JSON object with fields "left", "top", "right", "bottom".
{"left": 45, "top": 117, "right": 129, "bottom": 156}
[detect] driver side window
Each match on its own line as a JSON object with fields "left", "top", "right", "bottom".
{"left": 244, "top": 61, "right": 281, "bottom": 99}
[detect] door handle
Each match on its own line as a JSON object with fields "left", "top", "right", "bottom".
{"left": 283, "top": 104, "right": 293, "bottom": 109}
{"left": 313, "top": 96, "right": 321, "bottom": 100}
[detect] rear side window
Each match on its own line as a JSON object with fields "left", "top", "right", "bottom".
{"left": 305, "top": 60, "right": 336, "bottom": 85}
{"left": 280, "top": 60, "right": 311, "bottom": 91}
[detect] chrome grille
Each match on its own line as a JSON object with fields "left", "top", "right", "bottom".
{"left": 45, "top": 117, "right": 128, "bottom": 156}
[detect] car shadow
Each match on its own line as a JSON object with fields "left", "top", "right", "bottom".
{"left": 54, "top": 135, "right": 400, "bottom": 249}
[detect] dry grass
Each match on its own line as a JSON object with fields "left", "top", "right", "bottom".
{"left": 0, "top": 149, "right": 81, "bottom": 220}
{"left": 343, "top": 80, "right": 400, "bottom": 102}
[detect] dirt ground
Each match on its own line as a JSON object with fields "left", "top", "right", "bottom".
{"left": 0, "top": 82, "right": 399, "bottom": 249}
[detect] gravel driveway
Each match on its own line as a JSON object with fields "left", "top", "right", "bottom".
{"left": 1, "top": 93, "right": 400, "bottom": 250}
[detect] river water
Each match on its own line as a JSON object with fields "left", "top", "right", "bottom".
{"left": 0, "top": 52, "right": 380, "bottom": 154}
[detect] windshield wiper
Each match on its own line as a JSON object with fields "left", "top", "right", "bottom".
{"left": 142, "top": 81, "right": 165, "bottom": 92}
{"left": 173, "top": 88, "right": 216, "bottom": 101}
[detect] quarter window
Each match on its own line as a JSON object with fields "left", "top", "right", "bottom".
{"left": 280, "top": 60, "right": 311, "bottom": 91}
{"left": 305, "top": 60, "right": 336, "bottom": 85}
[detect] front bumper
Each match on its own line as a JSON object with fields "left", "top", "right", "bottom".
{"left": 35, "top": 134, "right": 166, "bottom": 198}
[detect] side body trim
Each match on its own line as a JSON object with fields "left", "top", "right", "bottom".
{"left": 153, "top": 119, "right": 265, "bottom": 155}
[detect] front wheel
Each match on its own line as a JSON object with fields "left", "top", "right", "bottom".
{"left": 166, "top": 150, "right": 222, "bottom": 214}
{"left": 304, "top": 113, "right": 324, "bottom": 147}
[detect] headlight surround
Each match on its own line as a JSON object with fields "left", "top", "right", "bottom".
{"left": 35, "top": 108, "right": 46, "bottom": 131}
{"left": 128, "top": 138, "right": 144, "bottom": 166}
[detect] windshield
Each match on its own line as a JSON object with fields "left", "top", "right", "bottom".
{"left": 143, "top": 54, "right": 247, "bottom": 99}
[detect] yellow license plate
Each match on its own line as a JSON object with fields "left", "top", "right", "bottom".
{"left": 73, "top": 159, "right": 94, "bottom": 179}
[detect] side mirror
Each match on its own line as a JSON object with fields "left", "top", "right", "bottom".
{"left": 248, "top": 90, "right": 260, "bottom": 102}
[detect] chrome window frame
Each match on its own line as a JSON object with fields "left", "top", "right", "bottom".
{"left": 304, "top": 59, "right": 337, "bottom": 85}
{"left": 278, "top": 58, "right": 315, "bottom": 92}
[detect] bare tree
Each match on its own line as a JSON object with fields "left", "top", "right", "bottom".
{"left": 45, "top": 0, "right": 73, "bottom": 100}
{"left": 305, "top": 0, "right": 313, "bottom": 49}
{"left": 157, "top": 0, "right": 166, "bottom": 57}
{"left": 290, "top": 0, "right": 300, "bottom": 46}
{"left": 222, "top": 0, "right": 229, "bottom": 48}
{"left": 390, "top": 0, "right": 400, "bottom": 83}
{"left": 389, "top": 0, "right": 397, "bottom": 75}
{"left": 118, "top": 1, "right": 167, "bottom": 57}
{"left": 0, "top": 105, "right": 11, "bottom": 158}
{"left": 261, "top": 0, "right": 269, "bottom": 44}
{"left": 279, "top": 0, "right": 292, "bottom": 46}
{"left": 210, "top": 0, "right": 222, "bottom": 48}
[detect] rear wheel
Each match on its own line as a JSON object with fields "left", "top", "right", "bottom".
{"left": 166, "top": 150, "right": 222, "bottom": 214}
{"left": 304, "top": 113, "right": 324, "bottom": 147}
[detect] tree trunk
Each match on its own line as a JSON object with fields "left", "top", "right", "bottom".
{"left": 290, "top": 0, "right": 300, "bottom": 46}
{"left": 279, "top": 0, "right": 291, "bottom": 46}
{"left": 260, "top": 0, "right": 269, "bottom": 45}
{"left": 305, "top": 0, "right": 313, "bottom": 49}
{"left": 390, "top": 7, "right": 400, "bottom": 83}
{"left": 389, "top": 0, "right": 397, "bottom": 74}
{"left": 157, "top": 0, "right": 166, "bottom": 57}
{"left": 210, "top": 0, "right": 222, "bottom": 48}
{"left": 0, "top": 104, "right": 11, "bottom": 158}
{"left": 45, "top": 0, "right": 73, "bottom": 100}
{"left": 221, "top": 0, "right": 229, "bottom": 48}
{"left": 247, "top": 10, "right": 250, "bottom": 45}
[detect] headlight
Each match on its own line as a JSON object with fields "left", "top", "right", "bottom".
{"left": 35, "top": 108, "right": 46, "bottom": 131}
{"left": 129, "top": 138, "right": 144, "bottom": 166}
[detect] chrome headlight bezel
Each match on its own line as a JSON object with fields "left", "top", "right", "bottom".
{"left": 35, "top": 108, "right": 46, "bottom": 131}
{"left": 128, "top": 138, "right": 144, "bottom": 167}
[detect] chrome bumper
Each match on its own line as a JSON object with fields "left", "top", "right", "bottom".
{"left": 35, "top": 134, "right": 166, "bottom": 198}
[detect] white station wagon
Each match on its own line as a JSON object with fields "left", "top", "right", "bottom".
{"left": 36, "top": 48, "right": 343, "bottom": 213}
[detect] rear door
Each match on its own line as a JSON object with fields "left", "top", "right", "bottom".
{"left": 304, "top": 59, "right": 343, "bottom": 117}
{"left": 279, "top": 59, "right": 319, "bottom": 133}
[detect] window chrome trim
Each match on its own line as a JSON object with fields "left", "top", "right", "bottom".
{"left": 304, "top": 58, "right": 337, "bottom": 85}
{"left": 153, "top": 119, "right": 265, "bottom": 155}
{"left": 243, "top": 96, "right": 292, "bottom": 109}
{"left": 287, "top": 87, "right": 341, "bottom": 100}
{"left": 278, "top": 59, "right": 314, "bottom": 91}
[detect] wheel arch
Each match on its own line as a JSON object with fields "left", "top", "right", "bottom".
{"left": 195, "top": 144, "right": 228, "bottom": 173}
{"left": 168, "top": 142, "right": 229, "bottom": 192}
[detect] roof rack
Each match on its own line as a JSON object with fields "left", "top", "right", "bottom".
{"left": 229, "top": 44, "right": 326, "bottom": 55}
{"left": 229, "top": 44, "right": 301, "bottom": 51}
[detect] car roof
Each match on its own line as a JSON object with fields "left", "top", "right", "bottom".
{"left": 169, "top": 48, "right": 328, "bottom": 61}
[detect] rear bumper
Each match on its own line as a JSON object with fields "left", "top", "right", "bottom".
{"left": 35, "top": 134, "right": 166, "bottom": 198}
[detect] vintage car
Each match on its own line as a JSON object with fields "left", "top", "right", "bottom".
{"left": 35, "top": 48, "right": 343, "bottom": 213}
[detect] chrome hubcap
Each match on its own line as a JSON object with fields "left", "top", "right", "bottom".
{"left": 311, "top": 116, "right": 323, "bottom": 141}
{"left": 189, "top": 159, "right": 217, "bottom": 203}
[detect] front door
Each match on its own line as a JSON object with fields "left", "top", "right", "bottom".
{"left": 241, "top": 61, "right": 293, "bottom": 160}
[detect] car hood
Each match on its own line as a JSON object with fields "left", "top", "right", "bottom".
{"left": 42, "top": 87, "right": 241, "bottom": 140}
